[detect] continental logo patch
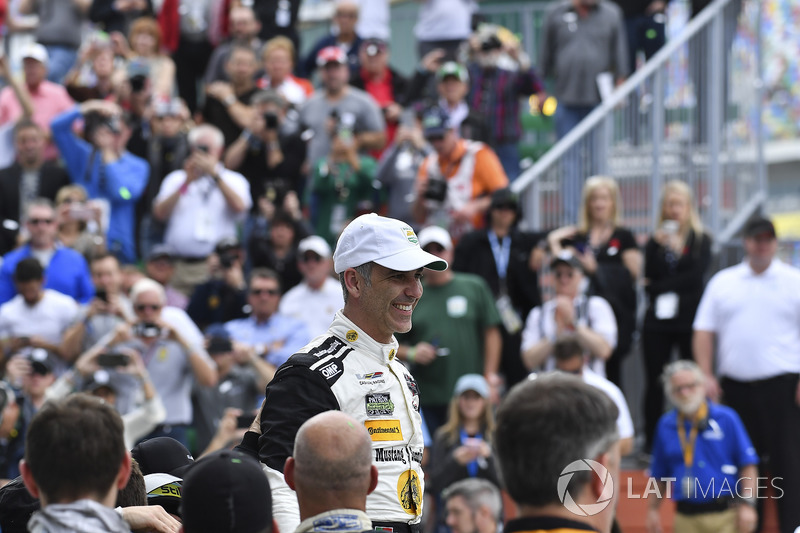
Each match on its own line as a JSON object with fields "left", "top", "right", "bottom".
{"left": 365, "top": 419, "right": 403, "bottom": 441}
{"left": 397, "top": 469, "right": 422, "bottom": 516}
{"left": 346, "top": 330, "right": 358, "bottom": 342}
{"left": 365, "top": 393, "right": 394, "bottom": 416}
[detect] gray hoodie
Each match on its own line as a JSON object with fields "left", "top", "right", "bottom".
{"left": 27, "top": 499, "right": 131, "bottom": 533}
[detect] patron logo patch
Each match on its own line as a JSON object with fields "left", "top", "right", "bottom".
{"left": 364, "top": 419, "right": 403, "bottom": 441}
{"left": 365, "top": 393, "right": 394, "bottom": 416}
{"left": 402, "top": 226, "right": 418, "bottom": 245}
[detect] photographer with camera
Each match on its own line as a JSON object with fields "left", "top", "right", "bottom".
{"left": 50, "top": 99, "right": 150, "bottom": 265}
{"left": 45, "top": 343, "right": 166, "bottom": 449}
{"left": 223, "top": 89, "right": 306, "bottom": 210}
{"left": 307, "top": 106, "right": 379, "bottom": 247}
{"left": 153, "top": 124, "right": 252, "bottom": 297}
{"left": 411, "top": 106, "right": 508, "bottom": 243}
{"left": 187, "top": 238, "right": 250, "bottom": 332}
{"left": 110, "top": 278, "right": 217, "bottom": 447}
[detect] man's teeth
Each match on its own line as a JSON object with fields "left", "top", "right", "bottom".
{"left": 394, "top": 304, "right": 412, "bottom": 311}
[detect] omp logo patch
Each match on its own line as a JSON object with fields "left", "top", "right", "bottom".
{"left": 320, "top": 362, "right": 341, "bottom": 380}
{"left": 365, "top": 393, "right": 394, "bottom": 416}
{"left": 364, "top": 420, "right": 403, "bottom": 441}
{"left": 346, "top": 330, "right": 358, "bottom": 342}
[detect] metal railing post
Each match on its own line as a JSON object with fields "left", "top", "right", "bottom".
{"left": 651, "top": 67, "right": 665, "bottom": 230}
{"left": 708, "top": 11, "right": 724, "bottom": 239}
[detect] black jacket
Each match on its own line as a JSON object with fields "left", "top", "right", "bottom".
{"left": 0, "top": 162, "right": 71, "bottom": 254}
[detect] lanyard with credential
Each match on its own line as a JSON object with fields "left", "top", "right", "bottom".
{"left": 487, "top": 231, "right": 511, "bottom": 280}
{"left": 676, "top": 401, "right": 708, "bottom": 497}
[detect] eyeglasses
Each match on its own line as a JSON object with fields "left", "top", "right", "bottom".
{"left": 135, "top": 304, "right": 162, "bottom": 312}
{"left": 671, "top": 382, "right": 700, "bottom": 394}
{"left": 251, "top": 288, "right": 280, "bottom": 296}
{"left": 28, "top": 218, "right": 54, "bottom": 225}
{"left": 301, "top": 253, "right": 323, "bottom": 263}
{"left": 423, "top": 244, "right": 446, "bottom": 254}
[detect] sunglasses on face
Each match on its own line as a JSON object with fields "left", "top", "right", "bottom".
{"left": 301, "top": 253, "right": 323, "bottom": 263}
{"left": 251, "top": 288, "right": 280, "bottom": 296}
{"left": 28, "top": 218, "right": 54, "bottom": 226}
{"left": 135, "top": 304, "right": 161, "bottom": 312}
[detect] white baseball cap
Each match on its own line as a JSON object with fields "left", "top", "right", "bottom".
{"left": 298, "top": 235, "right": 332, "bottom": 258}
{"left": 418, "top": 225, "right": 453, "bottom": 251}
{"left": 22, "top": 43, "right": 49, "bottom": 65}
{"left": 333, "top": 214, "right": 448, "bottom": 274}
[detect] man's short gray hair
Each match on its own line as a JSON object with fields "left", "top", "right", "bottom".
{"left": 495, "top": 373, "right": 619, "bottom": 508}
{"left": 188, "top": 124, "right": 225, "bottom": 149}
{"left": 339, "top": 262, "right": 373, "bottom": 304}
{"left": 661, "top": 359, "right": 705, "bottom": 398}
{"left": 442, "top": 478, "right": 502, "bottom": 523}
{"left": 130, "top": 278, "right": 167, "bottom": 306}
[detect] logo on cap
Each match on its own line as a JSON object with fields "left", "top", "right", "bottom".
{"left": 402, "top": 227, "right": 418, "bottom": 245}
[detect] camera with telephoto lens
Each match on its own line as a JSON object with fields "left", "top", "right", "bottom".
{"left": 133, "top": 322, "right": 161, "bottom": 339}
{"left": 219, "top": 250, "right": 238, "bottom": 269}
{"left": 424, "top": 176, "right": 448, "bottom": 203}
{"left": 263, "top": 112, "right": 279, "bottom": 130}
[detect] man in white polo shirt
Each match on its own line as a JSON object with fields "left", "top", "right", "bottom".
{"left": 693, "top": 216, "right": 800, "bottom": 533}
{"left": 279, "top": 235, "right": 343, "bottom": 338}
{"left": 153, "top": 124, "right": 252, "bottom": 297}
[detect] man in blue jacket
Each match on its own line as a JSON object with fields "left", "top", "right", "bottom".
{"left": 0, "top": 199, "right": 94, "bottom": 304}
{"left": 51, "top": 100, "right": 149, "bottom": 264}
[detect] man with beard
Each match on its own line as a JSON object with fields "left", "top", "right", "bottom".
{"left": 648, "top": 360, "right": 758, "bottom": 533}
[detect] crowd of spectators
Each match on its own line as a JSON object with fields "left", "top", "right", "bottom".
{"left": 0, "top": 0, "right": 795, "bottom": 532}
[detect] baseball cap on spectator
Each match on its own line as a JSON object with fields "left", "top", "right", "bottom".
{"left": 361, "top": 38, "right": 388, "bottom": 57}
{"left": 550, "top": 250, "right": 583, "bottom": 271}
{"left": 490, "top": 187, "right": 519, "bottom": 210}
{"left": 144, "top": 473, "right": 183, "bottom": 517}
{"left": 333, "top": 213, "right": 448, "bottom": 274}
{"left": 146, "top": 244, "right": 173, "bottom": 263}
{"left": 153, "top": 98, "right": 183, "bottom": 118}
{"left": 28, "top": 348, "right": 55, "bottom": 375}
{"left": 436, "top": 61, "right": 468, "bottom": 83}
{"left": 215, "top": 236, "right": 241, "bottom": 255}
{"left": 21, "top": 43, "right": 48, "bottom": 65}
{"left": 316, "top": 46, "right": 348, "bottom": 68}
{"left": 418, "top": 226, "right": 453, "bottom": 252}
{"left": 180, "top": 450, "right": 272, "bottom": 533}
{"left": 82, "top": 369, "right": 119, "bottom": 395}
{"left": 131, "top": 437, "right": 195, "bottom": 477}
{"left": 205, "top": 324, "right": 233, "bottom": 355}
{"left": 454, "top": 373, "right": 490, "bottom": 399}
{"left": 0, "top": 476, "right": 41, "bottom": 533}
{"left": 298, "top": 235, "right": 332, "bottom": 259}
{"left": 420, "top": 106, "right": 451, "bottom": 139}
{"left": 743, "top": 216, "right": 776, "bottom": 239}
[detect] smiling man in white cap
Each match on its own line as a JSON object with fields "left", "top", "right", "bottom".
{"left": 279, "top": 235, "right": 344, "bottom": 338}
{"left": 246, "top": 213, "right": 446, "bottom": 533}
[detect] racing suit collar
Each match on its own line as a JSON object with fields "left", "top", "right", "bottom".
{"left": 295, "top": 509, "right": 372, "bottom": 533}
{"left": 330, "top": 311, "right": 400, "bottom": 365}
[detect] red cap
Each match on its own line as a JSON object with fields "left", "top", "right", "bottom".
{"left": 316, "top": 46, "right": 348, "bottom": 67}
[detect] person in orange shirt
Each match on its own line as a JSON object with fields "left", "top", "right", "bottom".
{"left": 412, "top": 106, "right": 508, "bottom": 241}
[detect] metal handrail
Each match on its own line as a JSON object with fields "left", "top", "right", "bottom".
{"left": 510, "top": 0, "right": 736, "bottom": 195}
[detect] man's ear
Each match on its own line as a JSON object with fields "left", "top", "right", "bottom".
{"left": 367, "top": 465, "right": 379, "bottom": 495}
{"left": 116, "top": 451, "right": 132, "bottom": 490}
{"left": 283, "top": 457, "right": 297, "bottom": 491}
{"left": 590, "top": 451, "right": 615, "bottom": 503}
{"left": 19, "top": 459, "right": 40, "bottom": 499}
{"left": 343, "top": 269, "right": 362, "bottom": 299}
